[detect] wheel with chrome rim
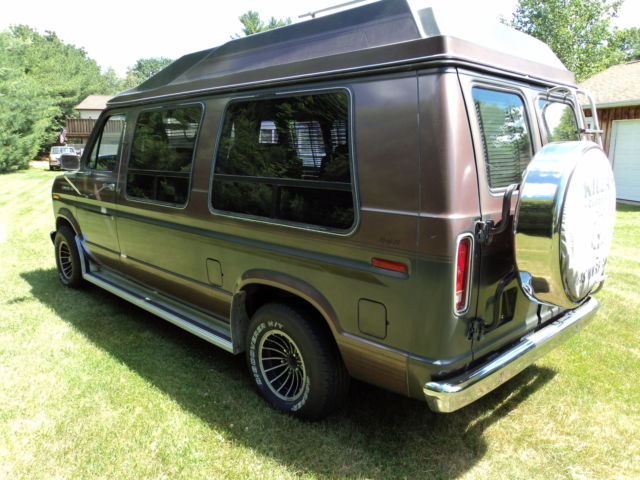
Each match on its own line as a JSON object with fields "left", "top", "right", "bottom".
{"left": 246, "top": 302, "right": 349, "bottom": 420}
{"left": 54, "top": 226, "right": 84, "bottom": 288}
{"left": 258, "top": 329, "right": 308, "bottom": 402}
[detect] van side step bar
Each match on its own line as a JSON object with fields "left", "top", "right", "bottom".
{"left": 84, "top": 272, "right": 235, "bottom": 353}
{"left": 76, "top": 239, "right": 234, "bottom": 353}
{"left": 424, "top": 297, "right": 599, "bottom": 412}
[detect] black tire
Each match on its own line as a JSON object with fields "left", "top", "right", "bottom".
{"left": 54, "top": 226, "right": 84, "bottom": 288}
{"left": 246, "top": 302, "right": 350, "bottom": 420}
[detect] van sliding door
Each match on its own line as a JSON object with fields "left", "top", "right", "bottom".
{"left": 113, "top": 104, "right": 229, "bottom": 319}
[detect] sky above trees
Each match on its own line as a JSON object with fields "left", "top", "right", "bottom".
{"left": 7, "top": 0, "right": 638, "bottom": 76}
{"left": 1, "top": 0, "right": 639, "bottom": 172}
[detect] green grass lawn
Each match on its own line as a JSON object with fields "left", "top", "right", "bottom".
{"left": 1, "top": 167, "right": 638, "bottom": 480}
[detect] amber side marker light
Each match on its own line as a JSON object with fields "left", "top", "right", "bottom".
{"left": 371, "top": 258, "right": 408, "bottom": 274}
{"left": 52, "top": 194, "right": 60, "bottom": 200}
{"left": 455, "top": 236, "right": 472, "bottom": 313}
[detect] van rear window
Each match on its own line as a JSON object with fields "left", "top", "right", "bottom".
{"left": 538, "top": 99, "right": 580, "bottom": 142}
{"left": 126, "top": 105, "right": 202, "bottom": 206}
{"left": 212, "top": 92, "right": 354, "bottom": 231}
{"left": 473, "top": 88, "right": 533, "bottom": 189}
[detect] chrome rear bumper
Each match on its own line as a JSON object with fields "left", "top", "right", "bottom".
{"left": 424, "top": 297, "right": 600, "bottom": 412}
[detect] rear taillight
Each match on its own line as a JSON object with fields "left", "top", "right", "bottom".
{"left": 455, "top": 235, "right": 473, "bottom": 314}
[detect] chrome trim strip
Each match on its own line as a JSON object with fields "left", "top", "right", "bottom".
{"left": 423, "top": 297, "right": 599, "bottom": 412}
{"left": 82, "top": 272, "right": 234, "bottom": 353}
{"left": 361, "top": 206, "right": 420, "bottom": 217}
{"left": 361, "top": 206, "right": 475, "bottom": 220}
{"left": 75, "top": 236, "right": 89, "bottom": 274}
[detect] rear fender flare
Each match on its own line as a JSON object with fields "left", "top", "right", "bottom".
{"left": 230, "top": 269, "right": 342, "bottom": 354}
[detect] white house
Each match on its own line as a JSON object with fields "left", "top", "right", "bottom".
{"left": 74, "top": 95, "right": 112, "bottom": 119}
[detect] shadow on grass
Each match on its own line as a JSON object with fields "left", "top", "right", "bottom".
{"left": 22, "top": 267, "right": 556, "bottom": 479}
{"left": 616, "top": 202, "right": 640, "bottom": 212}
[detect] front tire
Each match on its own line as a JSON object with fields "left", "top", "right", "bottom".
{"left": 54, "top": 226, "right": 84, "bottom": 288}
{"left": 246, "top": 302, "right": 349, "bottom": 420}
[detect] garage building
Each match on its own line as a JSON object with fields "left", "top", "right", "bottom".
{"left": 580, "top": 60, "right": 640, "bottom": 203}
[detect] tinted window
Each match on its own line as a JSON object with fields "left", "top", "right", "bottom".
{"left": 126, "top": 106, "right": 201, "bottom": 206}
{"left": 473, "top": 88, "right": 533, "bottom": 189}
{"left": 538, "top": 99, "right": 580, "bottom": 142}
{"left": 88, "top": 115, "right": 126, "bottom": 171}
{"left": 212, "top": 92, "right": 354, "bottom": 230}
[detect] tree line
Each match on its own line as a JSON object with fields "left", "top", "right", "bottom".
{"left": 509, "top": 0, "right": 639, "bottom": 81}
{"left": 0, "top": 25, "right": 172, "bottom": 172}
{"left": 1, "top": 2, "right": 638, "bottom": 173}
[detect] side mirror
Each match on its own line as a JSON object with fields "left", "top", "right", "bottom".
{"left": 60, "top": 153, "right": 81, "bottom": 171}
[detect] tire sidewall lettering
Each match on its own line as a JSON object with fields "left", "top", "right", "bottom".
{"left": 291, "top": 379, "right": 310, "bottom": 411}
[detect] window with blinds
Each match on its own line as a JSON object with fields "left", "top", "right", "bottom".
{"left": 473, "top": 88, "right": 533, "bottom": 189}
{"left": 212, "top": 92, "right": 354, "bottom": 231}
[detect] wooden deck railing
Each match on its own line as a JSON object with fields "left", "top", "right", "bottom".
{"left": 66, "top": 118, "right": 97, "bottom": 137}
{"left": 66, "top": 118, "right": 124, "bottom": 138}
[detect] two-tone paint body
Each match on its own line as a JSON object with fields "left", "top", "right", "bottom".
{"left": 51, "top": 0, "right": 600, "bottom": 406}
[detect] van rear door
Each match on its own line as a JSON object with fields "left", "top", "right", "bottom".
{"left": 459, "top": 74, "right": 542, "bottom": 359}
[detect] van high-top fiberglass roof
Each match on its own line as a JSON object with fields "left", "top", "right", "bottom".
{"left": 110, "top": 0, "right": 573, "bottom": 106}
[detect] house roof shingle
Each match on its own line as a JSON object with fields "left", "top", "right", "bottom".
{"left": 579, "top": 61, "right": 640, "bottom": 107}
{"left": 75, "top": 95, "right": 112, "bottom": 111}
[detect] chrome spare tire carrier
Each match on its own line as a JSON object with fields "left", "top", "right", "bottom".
{"left": 514, "top": 141, "right": 616, "bottom": 309}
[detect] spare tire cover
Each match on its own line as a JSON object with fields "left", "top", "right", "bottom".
{"left": 514, "top": 141, "right": 616, "bottom": 308}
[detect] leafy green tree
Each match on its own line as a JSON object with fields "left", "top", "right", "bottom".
{"left": 8, "top": 25, "right": 110, "bottom": 120}
{"left": 551, "top": 107, "right": 581, "bottom": 141}
{"left": 508, "top": 0, "right": 625, "bottom": 81}
{"left": 0, "top": 33, "right": 52, "bottom": 171}
{"left": 233, "top": 11, "right": 291, "bottom": 38}
{"left": 615, "top": 27, "right": 640, "bottom": 61}
{"left": 102, "top": 67, "right": 122, "bottom": 95}
{"left": 0, "top": 26, "right": 111, "bottom": 172}
{"left": 119, "top": 57, "right": 173, "bottom": 90}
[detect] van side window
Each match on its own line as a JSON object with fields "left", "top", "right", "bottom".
{"left": 88, "top": 115, "right": 126, "bottom": 171}
{"left": 538, "top": 99, "right": 580, "bottom": 142}
{"left": 473, "top": 88, "right": 533, "bottom": 189}
{"left": 212, "top": 92, "right": 354, "bottom": 230}
{"left": 126, "top": 106, "right": 202, "bottom": 206}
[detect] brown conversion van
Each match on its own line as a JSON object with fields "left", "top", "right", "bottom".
{"left": 50, "top": 0, "right": 616, "bottom": 419}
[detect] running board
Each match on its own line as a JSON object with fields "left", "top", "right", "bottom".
{"left": 82, "top": 269, "right": 234, "bottom": 353}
